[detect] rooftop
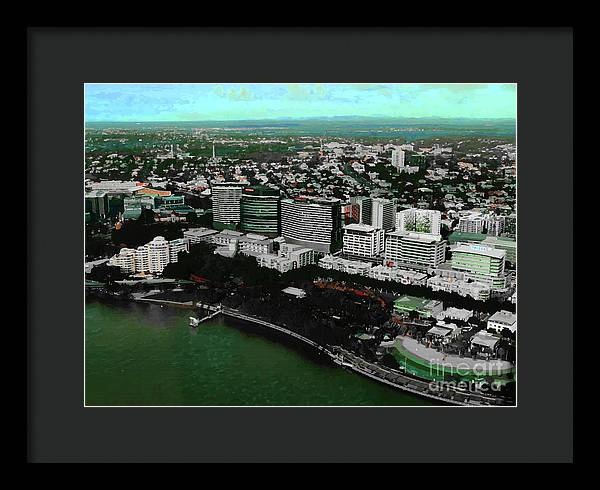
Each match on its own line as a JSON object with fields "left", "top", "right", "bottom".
{"left": 448, "top": 231, "right": 488, "bottom": 244}
{"left": 282, "top": 286, "right": 306, "bottom": 298}
{"left": 184, "top": 227, "right": 219, "bottom": 237}
{"left": 488, "top": 310, "right": 517, "bottom": 325}
{"left": 470, "top": 331, "right": 501, "bottom": 349}
{"left": 135, "top": 187, "right": 172, "bottom": 197}
{"left": 394, "top": 295, "right": 442, "bottom": 310}
{"left": 438, "top": 307, "right": 474, "bottom": 321}
{"left": 427, "top": 325, "right": 454, "bottom": 337}
{"left": 386, "top": 231, "right": 443, "bottom": 243}
{"left": 453, "top": 243, "right": 506, "bottom": 259}
{"left": 343, "top": 223, "right": 378, "bottom": 233}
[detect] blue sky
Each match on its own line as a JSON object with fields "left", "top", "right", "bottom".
{"left": 85, "top": 83, "right": 516, "bottom": 121}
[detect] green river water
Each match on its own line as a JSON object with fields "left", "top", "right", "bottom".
{"left": 85, "top": 300, "right": 436, "bottom": 406}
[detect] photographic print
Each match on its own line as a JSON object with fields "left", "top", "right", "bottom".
{"left": 84, "top": 83, "right": 517, "bottom": 407}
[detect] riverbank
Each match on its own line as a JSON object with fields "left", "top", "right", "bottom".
{"left": 86, "top": 290, "right": 513, "bottom": 406}
{"left": 85, "top": 299, "right": 433, "bottom": 406}
{"left": 220, "top": 307, "right": 513, "bottom": 406}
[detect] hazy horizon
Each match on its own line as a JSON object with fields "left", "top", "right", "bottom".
{"left": 85, "top": 83, "right": 517, "bottom": 122}
{"left": 86, "top": 115, "right": 516, "bottom": 124}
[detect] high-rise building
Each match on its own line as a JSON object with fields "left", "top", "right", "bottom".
{"left": 147, "top": 236, "right": 171, "bottom": 273}
{"left": 341, "top": 203, "right": 360, "bottom": 225}
{"left": 485, "top": 214, "right": 505, "bottom": 237}
{"left": 353, "top": 196, "right": 372, "bottom": 225}
{"left": 169, "top": 238, "right": 190, "bottom": 263}
{"left": 385, "top": 231, "right": 447, "bottom": 268}
{"left": 342, "top": 223, "right": 385, "bottom": 259}
{"left": 481, "top": 235, "right": 516, "bottom": 265}
{"left": 210, "top": 181, "right": 246, "bottom": 230}
{"left": 391, "top": 148, "right": 405, "bottom": 170}
{"left": 111, "top": 236, "right": 190, "bottom": 274}
{"left": 281, "top": 197, "right": 342, "bottom": 253}
{"left": 135, "top": 246, "right": 150, "bottom": 273}
{"left": 396, "top": 208, "right": 441, "bottom": 238}
{"left": 110, "top": 248, "right": 136, "bottom": 273}
{"left": 240, "top": 186, "right": 280, "bottom": 236}
{"left": 504, "top": 213, "right": 517, "bottom": 236}
{"left": 85, "top": 190, "right": 109, "bottom": 220}
{"left": 458, "top": 215, "right": 486, "bottom": 234}
{"left": 371, "top": 198, "right": 395, "bottom": 231}
{"left": 451, "top": 243, "right": 506, "bottom": 290}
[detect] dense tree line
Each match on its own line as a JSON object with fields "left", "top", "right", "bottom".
{"left": 282, "top": 266, "right": 515, "bottom": 314}
{"left": 162, "top": 242, "right": 281, "bottom": 287}
{"left": 111, "top": 215, "right": 185, "bottom": 249}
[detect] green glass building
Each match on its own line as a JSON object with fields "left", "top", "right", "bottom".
{"left": 240, "top": 186, "right": 280, "bottom": 236}
{"left": 451, "top": 243, "right": 506, "bottom": 290}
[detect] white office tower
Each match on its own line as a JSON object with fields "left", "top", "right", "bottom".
{"left": 169, "top": 238, "right": 190, "bottom": 263}
{"left": 371, "top": 198, "right": 396, "bottom": 231}
{"left": 210, "top": 181, "right": 246, "bottom": 229}
{"left": 385, "top": 232, "right": 446, "bottom": 268}
{"left": 396, "top": 208, "right": 442, "bottom": 239}
{"left": 343, "top": 223, "right": 385, "bottom": 259}
{"left": 147, "top": 236, "right": 171, "bottom": 273}
{"left": 391, "top": 148, "right": 405, "bottom": 170}
{"left": 281, "top": 197, "right": 342, "bottom": 253}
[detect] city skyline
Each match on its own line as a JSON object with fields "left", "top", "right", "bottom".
{"left": 85, "top": 83, "right": 517, "bottom": 122}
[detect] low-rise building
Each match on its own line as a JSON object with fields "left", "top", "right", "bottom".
{"left": 255, "top": 244, "right": 315, "bottom": 273}
{"left": 212, "top": 229, "right": 245, "bottom": 247}
{"left": 368, "top": 265, "right": 427, "bottom": 285}
{"left": 318, "top": 255, "right": 372, "bottom": 276}
{"left": 427, "top": 322, "right": 460, "bottom": 343}
{"left": 470, "top": 331, "right": 501, "bottom": 356}
{"left": 183, "top": 227, "right": 219, "bottom": 244}
{"left": 427, "top": 270, "right": 491, "bottom": 301}
{"left": 487, "top": 310, "right": 517, "bottom": 334}
{"left": 238, "top": 233, "right": 274, "bottom": 255}
{"left": 437, "top": 307, "right": 474, "bottom": 323}
{"left": 393, "top": 295, "right": 443, "bottom": 318}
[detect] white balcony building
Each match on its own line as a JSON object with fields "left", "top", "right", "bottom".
{"left": 342, "top": 223, "right": 384, "bottom": 259}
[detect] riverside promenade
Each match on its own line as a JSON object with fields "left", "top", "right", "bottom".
{"left": 220, "top": 308, "right": 513, "bottom": 406}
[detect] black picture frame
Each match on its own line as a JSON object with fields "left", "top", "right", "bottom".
{"left": 27, "top": 27, "right": 573, "bottom": 463}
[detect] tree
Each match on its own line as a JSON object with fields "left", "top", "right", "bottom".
{"left": 186, "top": 211, "right": 199, "bottom": 225}
{"left": 87, "top": 263, "right": 126, "bottom": 285}
{"left": 138, "top": 208, "right": 155, "bottom": 225}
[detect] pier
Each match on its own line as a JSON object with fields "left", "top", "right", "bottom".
{"left": 192, "top": 304, "right": 223, "bottom": 325}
